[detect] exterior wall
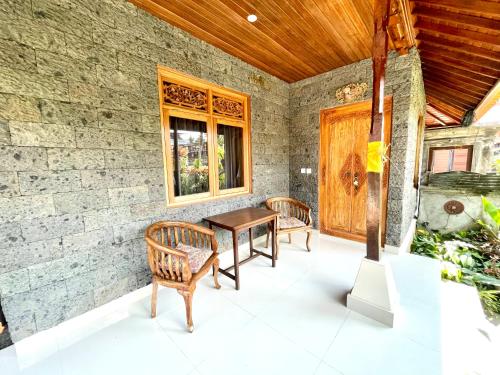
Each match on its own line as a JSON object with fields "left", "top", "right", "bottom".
{"left": 418, "top": 187, "right": 500, "bottom": 232}
{"left": 422, "top": 126, "right": 500, "bottom": 178}
{"left": 288, "top": 48, "right": 426, "bottom": 247}
{"left": 0, "top": 0, "right": 289, "bottom": 342}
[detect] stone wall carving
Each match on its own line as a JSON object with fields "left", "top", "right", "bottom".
{"left": 335, "top": 82, "right": 368, "bottom": 104}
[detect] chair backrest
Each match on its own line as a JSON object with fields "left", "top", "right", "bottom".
{"left": 265, "top": 197, "right": 312, "bottom": 225}
{"left": 145, "top": 221, "right": 217, "bottom": 283}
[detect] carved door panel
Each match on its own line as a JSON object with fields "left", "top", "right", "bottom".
{"left": 319, "top": 99, "right": 392, "bottom": 244}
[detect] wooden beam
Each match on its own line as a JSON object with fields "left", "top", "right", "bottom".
{"left": 366, "top": 0, "right": 390, "bottom": 262}
{"left": 421, "top": 59, "right": 498, "bottom": 86}
{"left": 421, "top": 66, "right": 494, "bottom": 91}
{"left": 415, "top": 20, "right": 500, "bottom": 49}
{"left": 425, "top": 87, "right": 475, "bottom": 109}
{"left": 417, "top": 32, "right": 500, "bottom": 62}
{"left": 426, "top": 109, "right": 448, "bottom": 126}
{"left": 427, "top": 95, "right": 466, "bottom": 116}
{"left": 413, "top": 5, "right": 500, "bottom": 33}
{"left": 424, "top": 80, "right": 484, "bottom": 102}
{"left": 422, "top": 72, "right": 489, "bottom": 97}
{"left": 415, "top": 0, "right": 500, "bottom": 19}
{"left": 427, "top": 93, "right": 469, "bottom": 114}
{"left": 387, "top": 0, "right": 416, "bottom": 54}
{"left": 419, "top": 42, "right": 500, "bottom": 71}
{"left": 474, "top": 81, "right": 500, "bottom": 122}
{"left": 421, "top": 51, "right": 500, "bottom": 79}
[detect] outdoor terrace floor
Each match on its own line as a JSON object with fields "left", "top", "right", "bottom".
{"left": 1, "top": 231, "right": 497, "bottom": 375}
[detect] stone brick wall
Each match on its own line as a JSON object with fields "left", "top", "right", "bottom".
{"left": 289, "top": 49, "right": 426, "bottom": 247}
{"left": 0, "top": 0, "right": 289, "bottom": 342}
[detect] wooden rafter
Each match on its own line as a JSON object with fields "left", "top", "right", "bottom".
{"left": 421, "top": 51, "right": 500, "bottom": 79}
{"left": 426, "top": 109, "right": 447, "bottom": 126}
{"left": 415, "top": 0, "right": 500, "bottom": 19}
{"left": 424, "top": 80, "right": 484, "bottom": 102}
{"left": 420, "top": 43, "right": 500, "bottom": 71}
{"left": 423, "top": 73, "right": 489, "bottom": 98}
{"left": 427, "top": 96, "right": 464, "bottom": 122}
{"left": 421, "top": 60, "right": 497, "bottom": 86}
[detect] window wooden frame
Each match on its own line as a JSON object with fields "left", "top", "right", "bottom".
{"left": 413, "top": 115, "right": 425, "bottom": 187}
{"left": 427, "top": 145, "right": 473, "bottom": 173}
{"left": 158, "top": 66, "right": 252, "bottom": 207}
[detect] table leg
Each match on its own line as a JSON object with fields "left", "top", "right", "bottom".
{"left": 271, "top": 217, "right": 277, "bottom": 267}
{"left": 233, "top": 231, "right": 240, "bottom": 290}
{"left": 249, "top": 227, "right": 253, "bottom": 256}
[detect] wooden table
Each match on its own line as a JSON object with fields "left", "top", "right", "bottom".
{"left": 203, "top": 207, "right": 278, "bottom": 290}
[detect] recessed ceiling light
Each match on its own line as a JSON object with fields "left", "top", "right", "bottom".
{"left": 247, "top": 14, "right": 257, "bottom": 23}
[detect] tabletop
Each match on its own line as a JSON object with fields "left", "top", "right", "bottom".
{"left": 203, "top": 207, "right": 279, "bottom": 232}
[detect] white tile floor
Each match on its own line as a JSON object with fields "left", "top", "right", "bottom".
{"left": 1, "top": 231, "right": 498, "bottom": 375}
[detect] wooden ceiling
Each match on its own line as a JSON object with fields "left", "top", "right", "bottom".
{"left": 130, "top": 0, "right": 414, "bottom": 83}
{"left": 411, "top": 0, "right": 500, "bottom": 127}
{"left": 131, "top": 0, "right": 499, "bottom": 128}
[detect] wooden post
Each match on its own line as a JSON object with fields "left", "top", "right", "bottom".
{"left": 366, "top": 0, "right": 391, "bottom": 261}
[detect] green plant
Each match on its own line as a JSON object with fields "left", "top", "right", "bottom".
{"left": 482, "top": 196, "right": 500, "bottom": 231}
{"left": 478, "top": 288, "right": 500, "bottom": 315}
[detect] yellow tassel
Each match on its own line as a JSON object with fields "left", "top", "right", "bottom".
{"left": 367, "top": 141, "right": 384, "bottom": 173}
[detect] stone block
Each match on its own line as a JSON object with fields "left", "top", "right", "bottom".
{"left": 62, "top": 229, "right": 112, "bottom": 256}
{"left": 0, "top": 145, "right": 48, "bottom": 172}
{"left": 0, "top": 0, "right": 33, "bottom": 19}
{"left": 81, "top": 169, "right": 128, "bottom": 190}
{"left": 68, "top": 81, "right": 100, "bottom": 106}
{"left": 88, "top": 238, "right": 140, "bottom": 270}
{"left": 141, "top": 114, "right": 161, "bottom": 133}
{"left": 47, "top": 148, "right": 105, "bottom": 170}
{"left": 9, "top": 121, "right": 76, "bottom": 148}
{"left": 130, "top": 201, "right": 167, "bottom": 221}
{"left": 0, "top": 171, "right": 20, "bottom": 197}
{"left": 0, "top": 269, "right": 30, "bottom": 297}
{"left": 0, "top": 194, "right": 55, "bottom": 223}
{"left": 65, "top": 265, "right": 128, "bottom": 298}
{"left": 96, "top": 66, "right": 141, "bottom": 94}
{"left": 28, "top": 253, "right": 90, "bottom": 289}
{"left": 117, "top": 51, "right": 157, "bottom": 77}
{"left": 76, "top": 128, "right": 124, "bottom": 149}
{"left": 0, "top": 222, "right": 22, "bottom": 249}
{"left": 21, "top": 214, "right": 84, "bottom": 242}
{"left": 127, "top": 168, "right": 164, "bottom": 187}
{"left": 0, "top": 238, "right": 63, "bottom": 274}
{"left": 64, "top": 291, "right": 95, "bottom": 320}
{"left": 4, "top": 312, "right": 36, "bottom": 343}
{"left": 0, "top": 93, "right": 41, "bottom": 123}
{"left": 65, "top": 33, "right": 118, "bottom": 67}
{"left": 83, "top": 206, "right": 133, "bottom": 231}
{"left": 108, "top": 186, "right": 149, "bottom": 206}
{"left": 104, "top": 149, "right": 162, "bottom": 169}
{"left": 124, "top": 132, "right": 161, "bottom": 151}
{"left": 0, "top": 39, "right": 36, "bottom": 71}
{"left": 113, "top": 219, "right": 150, "bottom": 243}
{"left": 0, "top": 19, "right": 67, "bottom": 53}
{"left": 0, "top": 67, "right": 68, "bottom": 101}
{"left": 39, "top": 99, "right": 98, "bottom": 127}
{"left": 92, "top": 23, "right": 137, "bottom": 51}
{"left": 0, "top": 119, "right": 10, "bottom": 145}
{"left": 18, "top": 170, "right": 81, "bottom": 195}
{"left": 53, "top": 189, "right": 109, "bottom": 214}
{"left": 94, "top": 276, "right": 137, "bottom": 307}
{"left": 97, "top": 109, "right": 142, "bottom": 132}
{"left": 36, "top": 50, "right": 97, "bottom": 85}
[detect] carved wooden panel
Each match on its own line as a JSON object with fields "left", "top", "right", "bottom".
{"left": 162, "top": 81, "right": 208, "bottom": 112}
{"left": 339, "top": 153, "right": 353, "bottom": 195}
{"left": 352, "top": 153, "right": 367, "bottom": 195}
{"left": 212, "top": 95, "right": 244, "bottom": 119}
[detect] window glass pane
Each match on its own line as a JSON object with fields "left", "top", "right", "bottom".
{"left": 431, "top": 149, "right": 452, "bottom": 173}
{"left": 169, "top": 116, "right": 209, "bottom": 197}
{"left": 452, "top": 149, "right": 469, "bottom": 171}
{"left": 217, "top": 124, "right": 244, "bottom": 190}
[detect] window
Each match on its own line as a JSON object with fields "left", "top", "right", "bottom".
{"left": 413, "top": 115, "right": 425, "bottom": 187}
{"left": 428, "top": 145, "right": 473, "bottom": 173}
{"left": 158, "top": 67, "right": 251, "bottom": 206}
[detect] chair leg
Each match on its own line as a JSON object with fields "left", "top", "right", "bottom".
{"left": 213, "top": 258, "right": 221, "bottom": 289}
{"left": 276, "top": 236, "right": 280, "bottom": 260}
{"left": 265, "top": 224, "right": 270, "bottom": 248}
{"left": 151, "top": 279, "right": 158, "bottom": 318}
{"left": 178, "top": 289, "right": 194, "bottom": 332}
{"left": 306, "top": 230, "right": 312, "bottom": 252}
{"left": 288, "top": 233, "right": 292, "bottom": 244}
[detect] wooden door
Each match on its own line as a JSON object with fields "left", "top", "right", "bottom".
{"left": 319, "top": 98, "right": 392, "bottom": 244}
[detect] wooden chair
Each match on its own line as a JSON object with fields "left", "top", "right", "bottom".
{"left": 145, "top": 221, "right": 220, "bottom": 332}
{"left": 265, "top": 197, "right": 312, "bottom": 258}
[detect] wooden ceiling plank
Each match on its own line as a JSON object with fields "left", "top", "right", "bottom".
{"left": 413, "top": 5, "right": 500, "bottom": 34}
{"left": 416, "top": 20, "right": 500, "bottom": 50}
{"left": 419, "top": 42, "right": 500, "bottom": 71}
{"left": 426, "top": 87, "right": 474, "bottom": 110}
{"left": 427, "top": 97, "right": 463, "bottom": 122}
{"left": 221, "top": 0, "right": 337, "bottom": 72}
{"left": 421, "top": 51, "right": 500, "bottom": 79}
{"left": 414, "top": 0, "right": 500, "bottom": 19}
{"left": 421, "top": 63, "right": 496, "bottom": 88}
{"left": 424, "top": 81, "right": 482, "bottom": 104}
{"left": 417, "top": 32, "right": 500, "bottom": 62}
{"left": 421, "top": 55, "right": 496, "bottom": 86}
{"left": 422, "top": 72, "right": 490, "bottom": 97}
{"left": 426, "top": 109, "right": 448, "bottom": 126}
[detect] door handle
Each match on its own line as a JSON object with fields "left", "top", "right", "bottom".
{"left": 353, "top": 173, "right": 359, "bottom": 191}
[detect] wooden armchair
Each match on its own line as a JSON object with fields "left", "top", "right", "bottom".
{"left": 145, "top": 221, "right": 220, "bottom": 332}
{"left": 265, "top": 197, "right": 312, "bottom": 258}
